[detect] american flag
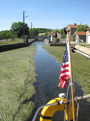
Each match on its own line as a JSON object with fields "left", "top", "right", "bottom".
{"left": 58, "top": 45, "right": 70, "bottom": 88}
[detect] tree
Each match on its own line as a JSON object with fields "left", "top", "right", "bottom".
{"left": 0, "top": 30, "right": 12, "bottom": 39}
{"left": 76, "top": 24, "right": 89, "bottom": 32}
{"left": 36, "top": 28, "right": 52, "bottom": 34}
{"left": 29, "top": 28, "right": 38, "bottom": 36}
{"left": 61, "top": 34, "right": 65, "bottom": 38}
{"left": 55, "top": 33, "right": 57, "bottom": 38}
{"left": 11, "top": 22, "right": 29, "bottom": 38}
{"left": 0, "top": 35, "right": 2, "bottom": 40}
{"left": 45, "top": 30, "right": 48, "bottom": 37}
{"left": 60, "top": 27, "right": 67, "bottom": 38}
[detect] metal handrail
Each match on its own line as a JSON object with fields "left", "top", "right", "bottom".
{"left": 32, "top": 102, "right": 58, "bottom": 121}
{"left": 71, "top": 47, "right": 90, "bottom": 59}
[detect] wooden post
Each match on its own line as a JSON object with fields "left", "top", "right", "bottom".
{"left": 67, "top": 29, "right": 75, "bottom": 121}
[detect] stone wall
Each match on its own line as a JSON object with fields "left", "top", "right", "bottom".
{"left": 0, "top": 40, "right": 35, "bottom": 52}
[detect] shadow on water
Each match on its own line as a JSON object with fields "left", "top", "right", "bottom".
{"left": 28, "top": 41, "right": 90, "bottom": 121}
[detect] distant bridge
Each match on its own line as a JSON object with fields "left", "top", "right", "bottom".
{"left": 34, "top": 36, "right": 46, "bottom": 40}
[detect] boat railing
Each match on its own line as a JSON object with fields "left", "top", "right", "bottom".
{"left": 32, "top": 94, "right": 90, "bottom": 121}
{"left": 32, "top": 102, "right": 58, "bottom": 121}
{"left": 71, "top": 46, "right": 90, "bottom": 59}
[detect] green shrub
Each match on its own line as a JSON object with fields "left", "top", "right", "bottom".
{"left": 53, "top": 38, "right": 59, "bottom": 42}
{"left": 73, "top": 36, "right": 76, "bottom": 41}
{"left": 21, "top": 35, "right": 24, "bottom": 39}
{"left": 61, "top": 34, "right": 66, "bottom": 38}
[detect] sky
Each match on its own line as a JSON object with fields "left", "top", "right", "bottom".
{"left": 0, "top": 0, "right": 90, "bottom": 31}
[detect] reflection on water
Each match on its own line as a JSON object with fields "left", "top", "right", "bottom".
{"left": 28, "top": 41, "right": 90, "bottom": 121}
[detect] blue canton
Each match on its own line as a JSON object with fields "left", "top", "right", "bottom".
{"left": 63, "top": 45, "right": 69, "bottom": 63}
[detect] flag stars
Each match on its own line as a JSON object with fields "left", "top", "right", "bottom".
{"left": 62, "top": 46, "right": 69, "bottom": 63}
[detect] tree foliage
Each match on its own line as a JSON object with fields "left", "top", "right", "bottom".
{"left": 0, "top": 30, "right": 12, "bottom": 39}
{"left": 37, "top": 28, "right": 52, "bottom": 33}
{"left": 76, "top": 24, "right": 89, "bottom": 32}
{"left": 29, "top": 28, "right": 52, "bottom": 37}
{"left": 60, "top": 27, "right": 66, "bottom": 38}
{"left": 29, "top": 28, "right": 38, "bottom": 36}
{"left": 11, "top": 22, "right": 29, "bottom": 38}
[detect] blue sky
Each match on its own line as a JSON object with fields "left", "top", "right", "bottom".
{"left": 0, "top": 0, "right": 90, "bottom": 31}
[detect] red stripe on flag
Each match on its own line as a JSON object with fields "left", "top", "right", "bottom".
{"left": 58, "top": 45, "right": 70, "bottom": 89}
{"left": 58, "top": 77, "right": 68, "bottom": 88}
{"left": 60, "top": 75, "right": 69, "bottom": 79}
{"left": 60, "top": 69, "right": 69, "bottom": 74}
{"left": 62, "top": 64, "right": 69, "bottom": 68}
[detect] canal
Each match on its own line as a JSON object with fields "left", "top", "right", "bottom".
{"left": 28, "top": 41, "right": 90, "bottom": 121}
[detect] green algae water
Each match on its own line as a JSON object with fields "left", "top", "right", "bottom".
{"left": 28, "top": 41, "right": 90, "bottom": 121}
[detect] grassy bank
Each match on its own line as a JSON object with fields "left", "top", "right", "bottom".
{"left": 43, "top": 45, "right": 90, "bottom": 101}
{"left": 70, "top": 42, "right": 90, "bottom": 47}
{"left": 0, "top": 38, "right": 34, "bottom": 46}
{"left": 0, "top": 46, "right": 37, "bottom": 121}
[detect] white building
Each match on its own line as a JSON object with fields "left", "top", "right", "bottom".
{"left": 86, "top": 28, "right": 90, "bottom": 44}
{"left": 51, "top": 31, "right": 61, "bottom": 41}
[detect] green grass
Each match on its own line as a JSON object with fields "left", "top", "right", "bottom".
{"left": 0, "top": 46, "right": 37, "bottom": 121}
{"left": 71, "top": 43, "right": 90, "bottom": 47}
{"left": 80, "top": 43, "right": 90, "bottom": 47}
{"left": 0, "top": 38, "right": 34, "bottom": 46}
{"left": 43, "top": 45, "right": 90, "bottom": 101}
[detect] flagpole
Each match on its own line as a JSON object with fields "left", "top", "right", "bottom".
{"left": 66, "top": 29, "right": 75, "bottom": 121}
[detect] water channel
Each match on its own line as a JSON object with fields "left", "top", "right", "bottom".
{"left": 28, "top": 41, "right": 90, "bottom": 121}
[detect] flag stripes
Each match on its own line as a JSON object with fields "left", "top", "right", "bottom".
{"left": 58, "top": 45, "right": 70, "bottom": 89}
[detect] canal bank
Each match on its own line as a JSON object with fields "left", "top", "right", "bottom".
{"left": 0, "top": 39, "right": 35, "bottom": 52}
{"left": 44, "top": 39, "right": 66, "bottom": 46}
{"left": 28, "top": 41, "right": 90, "bottom": 121}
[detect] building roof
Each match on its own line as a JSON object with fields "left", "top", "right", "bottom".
{"left": 51, "top": 31, "right": 61, "bottom": 35}
{"left": 86, "top": 27, "right": 90, "bottom": 30}
{"left": 69, "top": 25, "right": 78, "bottom": 29}
{"left": 75, "top": 31, "right": 86, "bottom": 35}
